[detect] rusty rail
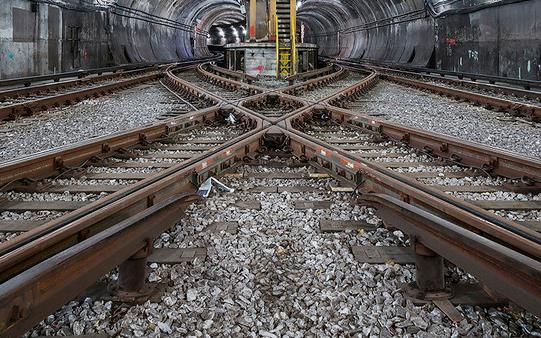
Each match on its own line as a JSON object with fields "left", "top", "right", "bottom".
{"left": 0, "top": 107, "right": 262, "bottom": 275}
{"left": 206, "top": 63, "right": 258, "bottom": 84}
{"left": 366, "top": 65, "right": 541, "bottom": 102}
{"left": 322, "top": 56, "right": 541, "bottom": 91}
{"left": 0, "top": 193, "right": 199, "bottom": 337}
{"left": 0, "top": 72, "right": 161, "bottom": 121}
{"left": 285, "top": 65, "right": 335, "bottom": 82}
{"left": 279, "top": 124, "right": 541, "bottom": 316}
{"left": 0, "top": 125, "right": 265, "bottom": 336}
{"left": 1, "top": 59, "right": 541, "bottom": 337}
{"left": 362, "top": 193, "right": 541, "bottom": 317}
{"left": 384, "top": 74, "right": 541, "bottom": 120}
{"left": 325, "top": 105, "right": 541, "bottom": 183}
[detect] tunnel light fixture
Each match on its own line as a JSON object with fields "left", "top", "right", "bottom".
{"left": 217, "top": 27, "right": 225, "bottom": 38}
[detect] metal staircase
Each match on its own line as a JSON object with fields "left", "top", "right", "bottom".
{"left": 275, "top": 0, "right": 297, "bottom": 78}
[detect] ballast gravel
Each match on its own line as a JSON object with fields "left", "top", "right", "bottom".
{"left": 300, "top": 72, "right": 367, "bottom": 102}
{"left": 341, "top": 81, "right": 541, "bottom": 158}
{"left": 0, "top": 210, "right": 66, "bottom": 243}
{"left": 0, "top": 84, "right": 182, "bottom": 163}
{"left": 418, "top": 77, "right": 541, "bottom": 107}
{"left": 25, "top": 164, "right": 541, "bottom": 337}
{"left": 419, "top": 176, "right": 510, "bottom": 187}
{"left": 0, "top": 191, "right": 104, "bottom": 203}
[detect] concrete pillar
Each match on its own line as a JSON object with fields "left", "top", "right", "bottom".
{"left": 118, "top": 256, "right": 147, "bottom": 293}
{"left": 269, "top": 0, "right": 277, "bottom": 41}
{"left": 249, "top": 0, "right": 257, "bottom": 41}
{"left": 117, "top": 246, "right": 151, "bottom": 295}
{"left": 414, "top": 242, "right": 446, "bottom": 292}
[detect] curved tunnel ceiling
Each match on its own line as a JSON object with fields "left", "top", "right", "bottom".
{"left": 105, "top": 0, "right": 539, "bottom": 78}
{"left": 108, "top": 0, "right": 434, "bottom": 64}
{"left": 109, "top": 0, "right": 243, "bottom": 61}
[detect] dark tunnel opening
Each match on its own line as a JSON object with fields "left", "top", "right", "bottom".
{"left": 0, "top": 0, "right": 539, "bottom": 81}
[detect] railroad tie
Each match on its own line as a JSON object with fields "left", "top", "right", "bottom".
{"left": 293, "top": 201, "right": 332, "bottom": 210}
{"left": 319, "top": 219, "right": 377, "bottom": 233}
{"left": 0, "top": 200, "right": 86, "bottom": 211}
{"left": 351, "top": 245, "right": 416, "bottom": 264}
{"left": 148, "top": 248, "right": 207, "bottom": 264}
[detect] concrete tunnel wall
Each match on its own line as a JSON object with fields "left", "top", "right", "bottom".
{"left": 0, "top": 0, "right": 539, "bottom": 80}
{"left": 298, "top": 0, "right": 541, "bottom": 80}
{"left": 0, "top": 0, "right": 243, "bottom": 79}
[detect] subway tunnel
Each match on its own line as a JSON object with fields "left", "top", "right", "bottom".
{"left": 0, "top": 0, "right": 540, "bottom": 80}
{"left": 1, "top": 1, "right": 541, "bottom": 337}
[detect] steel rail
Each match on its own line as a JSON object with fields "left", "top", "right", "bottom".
{"left": 0, "top": 57, "right": 222, "bottom": 121}
{"left": 0, "top": 105, "right": 220, "bottom": 187}
{"left": 325, "top": 105, "right": 541, "bottom": 182}
{"left": 1, "top": 61, "right": 541, "bottom": 337}
{"left": 206, "top": 63, "right": 258, "bottom": 84}
{"left": 279, "top": 125, "right": 541, "bottom": 316}
{"left": 0, "top": 193, "right": 199, "bottom": 337}
{"left": 0, "top": 67, "right": 160, "bottom": 100}
{"left": 0, "top": 126, "right": 266, "bottom": 336}
{"left": 323, "top": 58, "right": 540, "bottom": 120}
{"left": 383, "top": 74, "right": 541, "bottom": 120}
{"left": 0, "top": 108, "right": 263, "bottom": 280}
{"left": 322, "top": 56, "right": 541, "bottom": 91}
{"left": 363, "top": 65, "right": 540, "bottom": 101}
{"left": 362, "top": 193, "right": 541, "bottom": 318}
{"left": 281, "top": 122, "right": 541, "bottom": 257}
{"left": 195, "top": 64, "right": 265, "bottom": 95}
{"left": 0, "top": 72, "right": 161, "bottom": 121}
{"left": 0, "top": 57, "right": 220, "bottom": 88}
{"left": 285, "top": 65, "right": 336, "bottom": 82}
{"left": 281, "top": 66, "right": 348, "bottom": 97}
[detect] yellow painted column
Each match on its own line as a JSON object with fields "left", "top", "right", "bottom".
{"left": 249, "top": 0, "right": 257, "bottom": 41}
{"left": 290, "top": 0, "right": 297, "bottom": 75}
{"left": 269, "top": 0, "right": 277, "bottom": 41}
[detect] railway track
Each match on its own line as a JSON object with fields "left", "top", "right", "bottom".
{"left": 285, "top": 70, "right": 368, "bottom": 102}
{"left": 0, "top": 68, "right": 161, "bottom": 121}
{"left": 172, "top": 67, "right": 258, "bottom": 101}
{"left": 0, "top": 112, "right": 253, "bottom": 242}
{"left": 0, "top": 58, "right": 220, "bottom": 122}
{"left": 326, "top": 57, "right": 541, "bottom": 121}
{"left": 294, "top": 112, "right": 541, "bottom": 232}
{"left": 0, "top": 60, "right": 540, "bottom": 337}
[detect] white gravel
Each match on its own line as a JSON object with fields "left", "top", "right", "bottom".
{"left": 393, "top": 165, "right": 468, "bottom": 174}
{"left": 0, "top": 84, "right": 184, "bottom": 163}
{"left": 449, "top": 191, "right": 541, "bottom": 202}
{"left": 25, "top": 164, "right": 541, "bottom": 337}
{"left": 47, "top": 178, "right": 138, "bottom": 186}
{"left": 0, "top": 210, "right": 66, "bottom": 243}
{"left": 494, "top": 210, "right": 541, "bottom": 222}
{"left": 419, "top": 176, "right": 509, "bottom": 187}
{"left": 85, "top": 166, "right": 162, "bottom": 174}
{"left": 0, "top": 191, "right": 104, "bottom": 202}
{"left": 339, "top": 81, "right": 541, "bottom": 158}
{"left": 296, "top": 72, "right": 367, "bottom": 102}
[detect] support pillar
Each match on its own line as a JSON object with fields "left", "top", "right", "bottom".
{"left": 414, "top": 242, "right": 445, "bottom": 293}
{"left": 249, "top": 0, "right": 257, "bottom": 41}
{"left": 404, "top": 240, "right": 451, "bottom": 301}
{"left": 118, "top": 255, "right": 147, "bottom": 293}
{"left": 269, "top": 0, "right": 277, "bottom": 41}
{"left": 113, "top": 243, "right": 158, "bottom": 302}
